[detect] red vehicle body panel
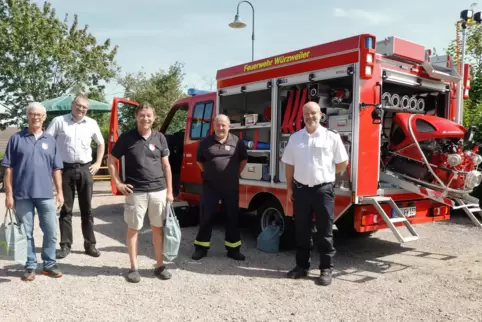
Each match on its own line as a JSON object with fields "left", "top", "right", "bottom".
{"left": 107, "top": 33, "right": 462, "bottom": 234}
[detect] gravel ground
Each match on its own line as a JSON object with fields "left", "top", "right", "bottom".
{"left": 1, "top": 181, "right": 482, "bottom": 322}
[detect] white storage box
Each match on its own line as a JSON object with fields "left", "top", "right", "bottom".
{"left": 241, "top": 163, "right": 268, "bottom": 180}
{"left": 328, "top": 115, "right": 352, "bottom": 132}
{"left": 244, "top": 114, "right": 258, "bottom": 125}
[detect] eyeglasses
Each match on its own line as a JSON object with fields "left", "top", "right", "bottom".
{"left": 28, "top": 113, "right": 44, "bottom": 118}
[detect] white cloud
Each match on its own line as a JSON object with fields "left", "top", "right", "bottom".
{"left": 333, "top": 8, "right": 396, "bottom": 26}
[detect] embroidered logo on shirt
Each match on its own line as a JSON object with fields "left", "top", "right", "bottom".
{"left": 148, "top": 144, "right": 155, "bottom": 151}
{"left": 225, "top": 145, "right": 231, "bottom": 151}
{"left": 41, "top": 142, "right": 48, "bottom": 150}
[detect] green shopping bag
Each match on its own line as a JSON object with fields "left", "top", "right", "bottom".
{"left": 0, "top": 208, "right": 28, "bottom": 265}
{"left": 163, "top": 203, "right": 181, "bottom": 261}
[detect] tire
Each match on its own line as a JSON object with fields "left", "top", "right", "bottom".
{"left": 174, "top": 205, "right": 199, "bottom": 228}
{"left": 257, "top": 200, "right": 295, "bottom": 250}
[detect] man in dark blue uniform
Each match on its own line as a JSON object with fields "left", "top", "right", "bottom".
{"left": 192, "top": 114, "right": 248, "bottom": 261}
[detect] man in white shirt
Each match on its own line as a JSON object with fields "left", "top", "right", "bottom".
{"left": 281, "top": 101, "right": 349, "bottom": 286}
{"left": 45, "top": 94, "right": 105, "bottom": 259}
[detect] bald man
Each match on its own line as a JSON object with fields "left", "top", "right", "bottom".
{"left": 281, "top": 101, "right": 348, "bottom": 286}
{"left": 192, "top": 114, "right": 248, "bottom": 261}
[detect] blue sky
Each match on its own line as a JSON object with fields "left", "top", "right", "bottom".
{"left": 42, "top": 0, "right": 479, "bottom": 103}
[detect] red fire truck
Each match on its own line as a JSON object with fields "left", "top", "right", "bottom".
{"left": 108, "top": 33, "right": 482, "bottom": 246}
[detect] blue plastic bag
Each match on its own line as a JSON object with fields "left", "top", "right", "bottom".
{"left": 163, "top": 203, "right": 181, "bottom": 261}
{"left": 0, "top": 208, "right": 28, "bottom": 265}
{"left": 256, "top": 224, "right": 280, "bottom": 253}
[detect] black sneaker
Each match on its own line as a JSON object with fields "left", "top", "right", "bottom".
{"left": 286, "top": 266, "right": 308, "bottom": 279}
{"left": 85, "top": 246, "right": 101, "bottom": 258}
{"left": 316, "top": 270, "right": 332, "bottom": 286}
{"left": 57, "top": 247, "right": 70, "bottom": 259}
{"left": 42, "top": 265, "right": 63, "bottom": 278}
{"left": 22, "top": 268, "right": 35, "bottom": 281}
{"left": 126, "top": 269, "right": 141, "bottom": 283}
{"left": 154, "top": 266, "right": 172, "bottom": 280}
{"left": 191, "top": 249, "right": 207, "bottom": 260}
{"left": 227, "top": 251, "right": 245, "bottom": 261}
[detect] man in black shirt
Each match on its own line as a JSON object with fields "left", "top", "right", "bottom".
{"left": 192, "top": 114, "right": 248, "bottom": 261}
{"left": 107, "top": 102, "right": 173, "bottom": 283}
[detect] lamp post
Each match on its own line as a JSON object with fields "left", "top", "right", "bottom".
{"left": 456, "top": 9, "right": 482, "bottom": 124}
{"left": 229, "top": 0, "right": 255, "bottom": 62}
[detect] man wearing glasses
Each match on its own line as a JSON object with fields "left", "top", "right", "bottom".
{"left": 2, "top": 102, "right": 64, "bottom": 281}
{"left": 46, "top": 94, "right": 105, "bottom": 259}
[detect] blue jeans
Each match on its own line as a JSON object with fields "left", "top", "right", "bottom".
{"left": 15, "top": 198, "right": 57, "bottom": 269}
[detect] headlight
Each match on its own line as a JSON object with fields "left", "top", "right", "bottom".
{"left": 447, "top": 154, "right": 463, "bottom": 167}
{"left": 472, "top": 154, "right": 482, "bottom": 166}
{"left": 465, "top": 170, "right": 482, "bottom": 189}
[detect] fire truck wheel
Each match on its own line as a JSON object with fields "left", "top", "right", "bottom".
{"left": 174, "top": 205, "right": 200, "bottom": 228}
{"left": 257, "top": 200, "right": 295, "bottom": 250}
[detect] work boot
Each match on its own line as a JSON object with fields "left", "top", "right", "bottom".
{"left": 42, "top": 265, "right": 63, "bottom": 278}
{"left": 286, "top": 266, "right": 308, "bottom": 279}
{"left": 85, "top": 246, "right": 101, "bottom": 258}
{"left": 227, "top": 250, "right": 245, "bottom": 261}
{"left": 316, "top": 270, "right": 333, "bottom": 286}
{"left": 56, "top": 246, "right": 70, "bottom": 259}
{"left": 192, "top": 248, "right": 207, "bottom": 260}
{"left": 22, "top": 268, "right": 36, "bottom": 281}
{"left": 154, "top": 265, "right": 172, "bottom": 280}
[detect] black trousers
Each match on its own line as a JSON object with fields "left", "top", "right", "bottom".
{"left": 293, "top": 180, "right": 336, "bottom": 271}
{"left": 194, "top": 184, "right": 242, "bottom": 252}
{"left": 59, "top": 162, "right": 96, "bottom": 249}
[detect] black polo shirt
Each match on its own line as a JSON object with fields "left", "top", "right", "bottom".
{"left": 111, "top": 129, "right": 170, "bottom": 192}
{"left": 196, "top": 133, "right": 248, "bottom": 191}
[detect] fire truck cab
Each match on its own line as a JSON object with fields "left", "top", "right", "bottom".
{"left": 108, "top": 33, "right": 482, "bottom": 247}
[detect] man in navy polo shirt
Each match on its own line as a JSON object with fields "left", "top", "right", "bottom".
{"left": 2, "top": 102, "right": 64, "bottom": 281}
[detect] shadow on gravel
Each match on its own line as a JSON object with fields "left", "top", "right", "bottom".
{"left": 75, "top": 203, "right": 458, "bottom": 283}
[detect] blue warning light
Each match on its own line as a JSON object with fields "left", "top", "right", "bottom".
{"left": 187, "top": 88, "right": 212, "bottom": 96}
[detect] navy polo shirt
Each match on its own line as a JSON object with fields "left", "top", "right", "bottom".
{"left": 2, "top": 128, "right": 63, "bottom": 200}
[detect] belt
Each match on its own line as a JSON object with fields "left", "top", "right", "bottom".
{"left": 63, "top": 162, "right": 91, "bottom": 169}
{"left": 293, "top": 180, "right": 333, "bottom": 189}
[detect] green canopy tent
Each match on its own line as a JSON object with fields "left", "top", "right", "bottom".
{"left": 41, "top": 94, "right": 111, "bottom": 114}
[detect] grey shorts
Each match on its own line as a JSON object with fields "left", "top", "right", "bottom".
{"left": 123, "top": 189, "right": 167, "bottom": 230}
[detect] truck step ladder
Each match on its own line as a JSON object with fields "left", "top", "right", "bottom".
{"left": 453, "top": 198, "right": 482, "bottom": 228}
{"left": 362, "top": 196, "right": 420, "bottom": 244}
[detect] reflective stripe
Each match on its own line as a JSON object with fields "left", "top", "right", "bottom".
{"left": 194, "top": 240, "right": 210, "bottom": 247}
{"left": 224, "top": 240, "right": 242, "bottom": 248}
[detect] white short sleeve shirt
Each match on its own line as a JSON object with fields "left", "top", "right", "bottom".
{"left": 45, "top": 114, "right": 105, "bottom": 164}
{"left": 281, "top": 125, "right": 349, "bottom": 186}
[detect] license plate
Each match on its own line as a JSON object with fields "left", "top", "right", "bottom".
{"left": 397, "top": 206, "right": 416, "bottom": 217}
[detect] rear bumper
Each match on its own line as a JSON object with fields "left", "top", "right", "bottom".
{"left": 354, "top": 198, "right": 450, "bottom": 233}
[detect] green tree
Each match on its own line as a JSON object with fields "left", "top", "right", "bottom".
{"left": 117, "top": 62, "right": 187, "bottom": 133}
{"left": 0, "top": 0, "right": 119, "bottom": 129}
{"left": 446, "top": 2, "right": 482, "bottom": 143}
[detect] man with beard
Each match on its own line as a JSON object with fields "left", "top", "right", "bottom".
{"left": 192, "top": 114, "right": 248, "bottom": 261}
{"left": 2, "top": 102, "right": 64, "bottom": 281}
{"left": 281, "top": 101, "right": 348, "bottom": 286}
{"left": 46, "top": 94, "right": 105, "bottom": 259}
{"left": 107, "top": 102, "right": 174, "bottom": 283}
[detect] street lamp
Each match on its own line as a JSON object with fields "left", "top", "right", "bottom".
{"left": 229, "top": 0, "right": 255, "bottom": 61}
{"left": 455, "top": 8, "right": 482, "bottom": 124}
